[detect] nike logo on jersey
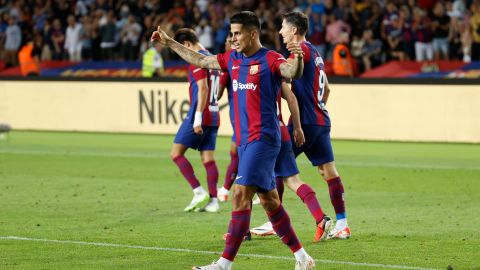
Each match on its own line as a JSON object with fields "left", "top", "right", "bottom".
{"left": 235, "top": 175, "right": 243, "bottom": 180}
{"left": 193, "top": 68, "right": 202, "bottom": 73}
{"left": 232, "top": 65, "right": 240, "bottom": 70}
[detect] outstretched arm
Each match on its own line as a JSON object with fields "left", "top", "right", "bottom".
{"left": 279, "top": 42, "right": 304, "bottom": 79}
{"left": 151, "top": 26, "right": 221, "bottom": 70}
{"left": 281, "top": 82, "right": 305, "bottom": 147}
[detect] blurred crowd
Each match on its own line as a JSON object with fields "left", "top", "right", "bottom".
{"left": 1, "top": 0, "right": 480, "bottom": 74}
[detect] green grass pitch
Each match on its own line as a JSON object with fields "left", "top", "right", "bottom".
{"left": 0, "top": 131, "right": 479, "bottom": 269}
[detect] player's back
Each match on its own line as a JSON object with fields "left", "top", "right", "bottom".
{"left": 187, "top": 49, "right": 220, "bottom": 127}
{"left": 290, "top": 41, "right": 331, "bottom": 127}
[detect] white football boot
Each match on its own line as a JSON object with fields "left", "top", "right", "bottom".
{"left": 250, "top": 221, "right": 276, "bottom": 236}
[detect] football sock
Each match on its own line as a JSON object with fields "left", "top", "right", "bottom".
{"left": 267, "top": 204, "right": 302, "bottom": 253}
{"left": 275, "top": 177, "right": 284, "bottom": 202}
{"left": 222, "top": 209, "right": 251, "bottom": 261}
{"left": 193, "top": 186, "right": 206, "bottom": 195}
{"left": 293, "top": 247, "right": 310, "bottom": 262}
{"left": 223, "top": 151, "right": 239, "bottom": 190}
{"left": 217, "top": 257, "right": 233, "bottom": 270}
{"left": 336, "top": 218, "right": 348, "bottom": 229}
{"left": 296, "top": 184, "right": 325, "bottom": 224}
{"left": 172, "top": 155, "right": 200, "bottom": 189}
{"left": 204, "top": 161, "right": 219, "bottom": 198}
{"left": 327, "top": 176, "right": 346, "bottom": 219}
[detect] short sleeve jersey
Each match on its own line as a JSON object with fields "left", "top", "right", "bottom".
{"left": 187, "top": 49, "right": 220, "bottom": 126}
{"left": 217, "top": 48, "right": 287, "bottom": 146}
{"left": 289, "top": 41, "right": 331, "bottom": 127}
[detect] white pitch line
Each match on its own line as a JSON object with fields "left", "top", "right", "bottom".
{"left": 0, "top": 236, "right": 440, "bottom": 270}
{"left": 1, "top": 148, "right": 479, "bottom": 171}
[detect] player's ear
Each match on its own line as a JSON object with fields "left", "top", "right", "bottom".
{"left": 292, "top": 26, "right": 298, "bottom": 35}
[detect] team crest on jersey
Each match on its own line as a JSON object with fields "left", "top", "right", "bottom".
{"left": 249, "top": 65, "right": 259, "bottom": 75}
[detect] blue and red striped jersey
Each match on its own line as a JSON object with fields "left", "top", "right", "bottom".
{"left": 217, "top": 48, "right": 287, "bottom": 146}
{"left": 289, "top": 41, "right": 331, "bottom": 127}
{"left": 187, "top": 49, "right": 221, "bottom": 127}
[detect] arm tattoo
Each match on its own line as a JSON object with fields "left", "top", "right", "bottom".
{"left": 168, "top": 39, "right": 221, "bottom": 70}
{"left": 280, "top": 57, "right": 304, "bottom": 79}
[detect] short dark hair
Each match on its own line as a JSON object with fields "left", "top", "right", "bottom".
{"left": 230, "top": 11, "right": 261, "bottom": 31}
{"left": 174, "top": 28, "right": 199, "bottom": 45}
{"left": 283, "top": 11, "right": 309, "bottom": 36}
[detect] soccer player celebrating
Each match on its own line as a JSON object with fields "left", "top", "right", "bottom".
{"left": 170, "top": 28, "right": 221, "bottom": 213}
{"left": 250, "top": 81, "right": 333, "bottom": 242}
{"left": 152, "top": 11, "right": 316, "bottom": 270}
{"left": 279, "top": 11, "right": 351, "bottom": 239}
{"left": 216, "top": 34, "right": 260, "bottom": 205}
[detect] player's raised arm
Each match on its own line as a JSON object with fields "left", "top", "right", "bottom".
{"left": 151, "top": 26, "right": 221, "bottom": 70}
{"left": 281, "top": 82, "right": 305, "bottom": 147}
{"left": 279, "top": 41, "right": 304, "bottom": 79}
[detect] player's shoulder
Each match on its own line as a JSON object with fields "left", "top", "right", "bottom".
{"left": 265, "top": 49, "right": 286, "bottom": 63}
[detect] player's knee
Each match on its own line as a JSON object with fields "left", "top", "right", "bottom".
{"left": 259, "top": 195, "right": 280, "bottom": 212}
{"left": 231, "top": 189, "right": 251, "bottom": 210}
{"left": 170, "top": 152, "right": 182, "bottom": 161}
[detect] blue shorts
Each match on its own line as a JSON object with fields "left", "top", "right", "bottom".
{"left": 236, "top": 140, "right": 280, "bottom": 193}
{"left": 288, "top": 125, "right": 334, "bottom": 166}
{"left": 174, "top": 121, "right": 218, "bottom": 151}
{"left": 231, "top": 131, "right": 236, "bottom": 143}
{"left": 274, "top": 141, "right": 299, "bottom": 178}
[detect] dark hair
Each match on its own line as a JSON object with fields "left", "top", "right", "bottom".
{"left": 230, "top": 11, "right": 260, "bottom": 31}
{"left": 283, "top": 11, "right": 309, "bottom": 36}
{"left": 174, "top": 28, "right": 199, "bottom": 45}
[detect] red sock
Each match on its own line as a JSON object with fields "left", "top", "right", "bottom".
{"left": 223, "top": 151, "right": 239, "bottom": 190}
{"left": 327, "top": 176, "right": 345, "bottom": 216}
{"left": 275, "top": 177, "right": 284, "bottom": 202}
{"left": 172, "top": 155, "right": 200, "bottom": 189}
{"left": 267, "top": 205, "right": 302, "bottom": 253}
{"left": 296, "top": 184, "right": 325, "bottom": 224}
{"left": 204, "top": 161, "right": 218, "bottom": 198}
{"left": 222, "top": 209, "right": 251, "bottom": 261}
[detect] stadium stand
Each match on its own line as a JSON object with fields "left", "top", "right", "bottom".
{"left": 0, "top": 0, "right": 478, "bottom": 77}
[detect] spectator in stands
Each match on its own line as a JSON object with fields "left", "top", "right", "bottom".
{"left": 195, "top": 18, "right": 213, "bottom": 52}
{"left": 332, "top": 32, "right": 354, "bottom": 77}
{"left": 448, "top": 15, "right": 465, "bottom": 60}
{"left": 100, "top": 11, "right": 117, "bottom": 60}
{"left": 50, "top": 18, "right": 65, "bottom": 60}
{"left": 325, "top": 13, "right": 351, "bottom": 60}
{"left": 121, "top": 14, "right": 142, "bottom": 60}
{"left": 4, "top": 16, "right": 22, "bottom": 67}
{"left": 142, "top": 40, "right": 164, "bottom": 78}
{"left": 33, "top": 6, "right": 47, "bottom": 33}
{"left": 386, "top": 14, "right": 406, "bottom": 61}
{"left": 459, "top": 18, "right": 472, "bottom": 63}
{"left": 308, "top": 12, "right": 326, "bottom": 57}
{"left": 412, "top": 7, "right": 434, "bottom": 61}
{"left": 0, "top": 13, "right": 8, "bottom": 62}
{"left": 431, "top": 2, "right": 450, "bottom": 60}
{"left": 471, "top": 2, "right": 480, "bottom": 61}
{"left": 64, "top": 15, "right": 82, "bottom": 62}
{"left": 399, "top": 5, "right": 415, "bottom": 60}
{"left": 80, "top": 15, "right": 93, "bottom": 61}
{"left": 360, "top": 29, "right": 382, "bottom": 71}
